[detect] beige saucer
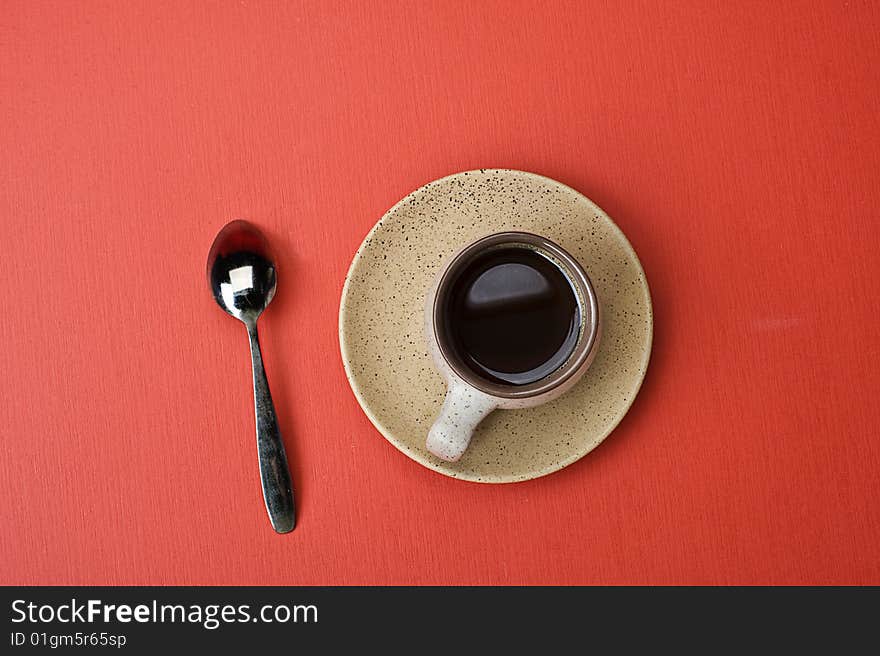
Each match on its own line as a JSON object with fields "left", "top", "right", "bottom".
{"left": 339, "top": 169, "right": 652, "bottom": 483}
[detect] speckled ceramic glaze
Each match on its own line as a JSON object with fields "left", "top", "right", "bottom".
{"left": 339, "top": 169, "right": 652, "bottom": 483}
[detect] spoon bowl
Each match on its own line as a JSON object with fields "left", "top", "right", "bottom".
{"left": 207, "top": 220, "right": 276, "bottom": 323}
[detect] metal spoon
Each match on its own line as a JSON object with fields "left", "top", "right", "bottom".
{"left": 207, "top": 220, "right": 295, "bottom": 533}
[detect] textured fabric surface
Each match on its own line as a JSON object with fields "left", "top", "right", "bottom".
{"left": 1, "top": 1, "right": 878, "bottom": 584}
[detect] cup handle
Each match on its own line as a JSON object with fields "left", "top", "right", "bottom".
{"left": 426, "top": 379, "right": 498, "bottom": 462}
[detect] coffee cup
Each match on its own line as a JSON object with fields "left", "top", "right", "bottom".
{"left": 425, "top": 231, "right": 601, "bottom": 462}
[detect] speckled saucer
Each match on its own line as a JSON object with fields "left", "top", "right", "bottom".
{"left": 339, "top": 169, "right": 652, "bottom": 483}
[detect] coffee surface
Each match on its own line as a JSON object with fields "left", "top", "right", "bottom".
{"left": 444, "top": 247, "right": 580, "bottom": 386}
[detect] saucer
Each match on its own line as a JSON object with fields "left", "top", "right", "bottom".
{"left": 339, "top": 169, "right": 652, "bottom": 483}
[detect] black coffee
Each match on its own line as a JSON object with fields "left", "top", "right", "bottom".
{"left": 443, "top": 246, "right": 581, "bottom": 386}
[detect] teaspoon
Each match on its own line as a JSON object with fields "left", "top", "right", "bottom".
{"left": 207, "top": 220, "right": 296, "bottom": 533}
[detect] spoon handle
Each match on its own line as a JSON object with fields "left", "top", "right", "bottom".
{"left": 246, "top": 321, "right": 296, "bottom": 533}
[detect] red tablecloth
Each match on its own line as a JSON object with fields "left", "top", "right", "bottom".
{"left": 2, "top": 1, "right": 878, "bottom": 585}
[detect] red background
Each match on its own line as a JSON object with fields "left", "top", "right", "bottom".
{"left": 2, "top": 1, "right": 879, "bottom": 585}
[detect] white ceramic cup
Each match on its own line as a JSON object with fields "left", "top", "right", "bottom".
{"left": 425, "top": 231, "right": 601, "bottom": 462}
